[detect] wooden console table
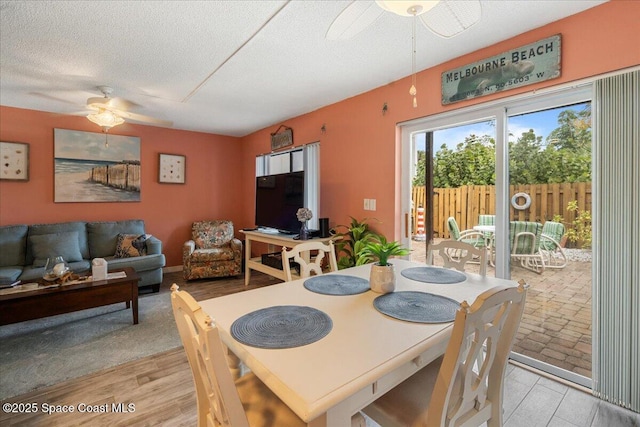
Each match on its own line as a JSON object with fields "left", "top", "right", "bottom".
{"left": 240, "top": 230, "right": 335, "bottom": 286}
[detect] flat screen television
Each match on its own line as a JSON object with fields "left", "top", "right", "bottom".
{"left": 255, "top": 171, "right": 305, "bottom": 234}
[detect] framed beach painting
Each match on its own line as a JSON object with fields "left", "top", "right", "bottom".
{"left": 54, "top": 129, "right": 141, "bottom": 203}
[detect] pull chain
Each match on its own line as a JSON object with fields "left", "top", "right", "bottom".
{"left": 410, "top": 8, "right": 418, "bottom": 108}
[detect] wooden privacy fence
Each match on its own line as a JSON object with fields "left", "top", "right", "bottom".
{"left": 412, "top": 182, "right": 592, "bottom": 239}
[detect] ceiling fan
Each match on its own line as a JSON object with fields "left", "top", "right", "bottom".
{"left": 326, "top": 0, "right": 481, "bottom": 40}
{"left": 86, "top": 85, "right": 173, "bottom": 132}
{"left": 327, "top": 1, "right": 481, "bottom": 108}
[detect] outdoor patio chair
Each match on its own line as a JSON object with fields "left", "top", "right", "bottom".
{"left": 447, "top": 217, "right": 486, "bottom": 248}
{"left": 478, "top": 214, "right": 496, "bottom": 240}
{"left": 510, "top": 221, "right": 545, "bottom": 274}
{"left": 428, "top": 239, "right": 487, "bottom": 276}
{"left": 363, "top": 281, "right": 529, "bottom": 427}
{"left": 540, "top": 221, "right": 568, "bottom": 269}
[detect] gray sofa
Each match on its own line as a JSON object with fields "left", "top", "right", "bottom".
{"left": 0, "top": 220, "right": 165, "bottom": 292}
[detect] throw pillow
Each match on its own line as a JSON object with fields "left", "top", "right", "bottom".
{"left": 114, "top": 234, "right": 148, "bottom": 258}
{"left": 30, "top": 231, "right": 83, "bottom": 267}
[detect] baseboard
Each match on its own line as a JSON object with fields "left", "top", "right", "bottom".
{"left": 163, "top": 265, "right": 183, "bottom": 273}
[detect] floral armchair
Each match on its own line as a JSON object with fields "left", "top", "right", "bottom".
{"left": 183, "top": 220, "right": 242, "bottom": 280}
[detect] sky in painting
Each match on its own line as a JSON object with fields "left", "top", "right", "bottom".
{"left": 54, "top": 129, "right": 140, "bottom": 162}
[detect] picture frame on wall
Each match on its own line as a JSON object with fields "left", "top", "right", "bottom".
{"left": 54, "top": 129, "right": 141, "bottom": 203}
{"left": 0, "top": 141, "right": 29, "bottom": 181}
{"left": 158, "top": 153, "right": 186, "bottom": 184}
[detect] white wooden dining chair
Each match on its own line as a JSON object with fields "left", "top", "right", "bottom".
{"left": 281, "top": 240, "right": 338, "bottom": 282}
{"left": 428, "top": 239, "right": 488, "bottom": 276}
{"left": 362, "top": 280, "right": 528, "bottom": 427}
{"left": 171, "top": 284, "right": 365, "bottom": 427}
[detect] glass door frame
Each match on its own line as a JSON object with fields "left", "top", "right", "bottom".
{"left": 400, "top": 85, "right": 594, "bottom": 387}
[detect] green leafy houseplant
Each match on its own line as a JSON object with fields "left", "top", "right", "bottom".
{"left": 358, "top": 236, "right": 410, "bottom": 266}
{"left": 332, "top": 217, "right": 382, "bottom": 269}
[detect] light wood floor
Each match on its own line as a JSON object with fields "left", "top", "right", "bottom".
{"left": 1, "top": 272, "right": 638, "bottom": 426}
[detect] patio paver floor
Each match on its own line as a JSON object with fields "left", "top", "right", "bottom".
{"left": 410, "top": 239, "right": 592, "bottom": 378}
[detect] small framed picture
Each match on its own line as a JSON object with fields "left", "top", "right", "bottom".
{"left": 158, "top": 153, "right": 186, "bottom": 184}
{"left": 1, "top": 141, "right": 29, "bottom": 181}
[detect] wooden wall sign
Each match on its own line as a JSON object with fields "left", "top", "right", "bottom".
{"left": 270, "top": 125, "right": 293, "bottom": 151}
{"left": 442, "top": 34, "right": 561, "bottom": 105}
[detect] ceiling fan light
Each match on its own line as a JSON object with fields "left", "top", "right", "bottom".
{"left": 87, "top": 109, "right": 125, "bottom": 131}
{"left": 375, "top": 0, "right": 439, "bottom": 17}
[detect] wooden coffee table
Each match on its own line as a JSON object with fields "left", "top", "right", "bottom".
{"left": 0, "top": 267, "right": 140, "bottom": 326}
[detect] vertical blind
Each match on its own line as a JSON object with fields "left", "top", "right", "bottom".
{"left": 593, "top": 70, "right": 639, "bottom": 412}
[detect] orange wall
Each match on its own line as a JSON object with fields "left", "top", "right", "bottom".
{"left": 239, "top": 0, "right": 640, "bottom": 243}
{"left": 0, "top": 107, "right": 244, "bottom": 267}
{"left": 2, "top": 1, "right": 638, "bottom": 267}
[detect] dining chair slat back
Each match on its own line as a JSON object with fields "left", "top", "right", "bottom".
{"left": 363, "top": 281, "right": 529, "bottom": 427}
{"left": 281, "top": 240, "right": 338, "bottom": 282}
{"left": 428, "top": 240, "right": 487, "bottom": 276}
{"left": 170, "top": 285, "right": 308, "bottom": 427}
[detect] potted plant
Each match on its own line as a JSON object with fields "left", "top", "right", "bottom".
{"left": 358, "top": 236, "right": 410, "bottom": 293}
{"left": 331, "top": 217, "right": 382, "bottom": 269}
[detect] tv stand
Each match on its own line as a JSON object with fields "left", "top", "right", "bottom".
{"left": 257, "top": 227, "right": 279, "bottom": 234}
{"left": 240, "top": 230, "right": 335, "bottom": 286}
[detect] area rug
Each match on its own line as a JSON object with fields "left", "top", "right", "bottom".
{"left": 0, "top": 291, "right": 181, "bottom": 400}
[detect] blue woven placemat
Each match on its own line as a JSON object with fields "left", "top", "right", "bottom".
{"left": 304, "top": 275, "right": 369, "bottom": 295}
{"left": 230, "top": 305, "right": 332, "bottom": 349}
{"left": 373, "top": 291, "right": 460, "bottom": 323}
{"left": 401, "top": 266, "right": 467, "bottom": 284}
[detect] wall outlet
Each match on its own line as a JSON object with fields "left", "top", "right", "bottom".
{"left": 364, "top": 199, "right": 369, "bottom": 210}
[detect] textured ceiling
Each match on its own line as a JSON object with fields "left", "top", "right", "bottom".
{"left": 0, "top": 0, "right": 606, "bottom": 137}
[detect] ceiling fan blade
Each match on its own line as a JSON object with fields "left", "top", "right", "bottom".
{"left": 326, "top": 1, "right": 385, "bottom": 40}
{"left": 117, "top": 110, "right": 173, "bottom": 127}
{"left": 86, "top": 96, "right": 138, "bottom": 111}
{"left": 420, "top": 0, "right": 481, "bottom": 38}
{"left": 108, "top": 97, "right": 139, "bottom": 111}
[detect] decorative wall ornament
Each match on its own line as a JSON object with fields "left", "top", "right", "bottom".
{"left": 270, "top": 125, "right": 294, "bottom": 151}
{"left": 442, "top": 34, "right": 561, "bottom": 105}
{"left": 54, "top": 129, "right": 141, "bottom": 203}
{"left": 0, "top": 141, "right": 29, "bottom": 181}
{"left": 158, "top": 153, "right": 186, "bottom": 184}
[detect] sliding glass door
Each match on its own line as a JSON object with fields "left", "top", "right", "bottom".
{"left": 506, "top": 102, "right": 593, "bottom": 385}
{"left": 409, "top": 121, "right": 496, "bottom": 279}
{"left": 401, "top": 86, "right": 593, "bottom": 386}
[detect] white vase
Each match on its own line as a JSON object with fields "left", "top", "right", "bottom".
{"left": 369, "top": 263, "right": 396, "bottom": 293}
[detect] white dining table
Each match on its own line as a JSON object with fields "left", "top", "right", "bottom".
{"left": 198, "top": 259, "right": 518, "bottom": 427}
{"left": 473, "top": 224, "right": 496, "bottom": 233}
